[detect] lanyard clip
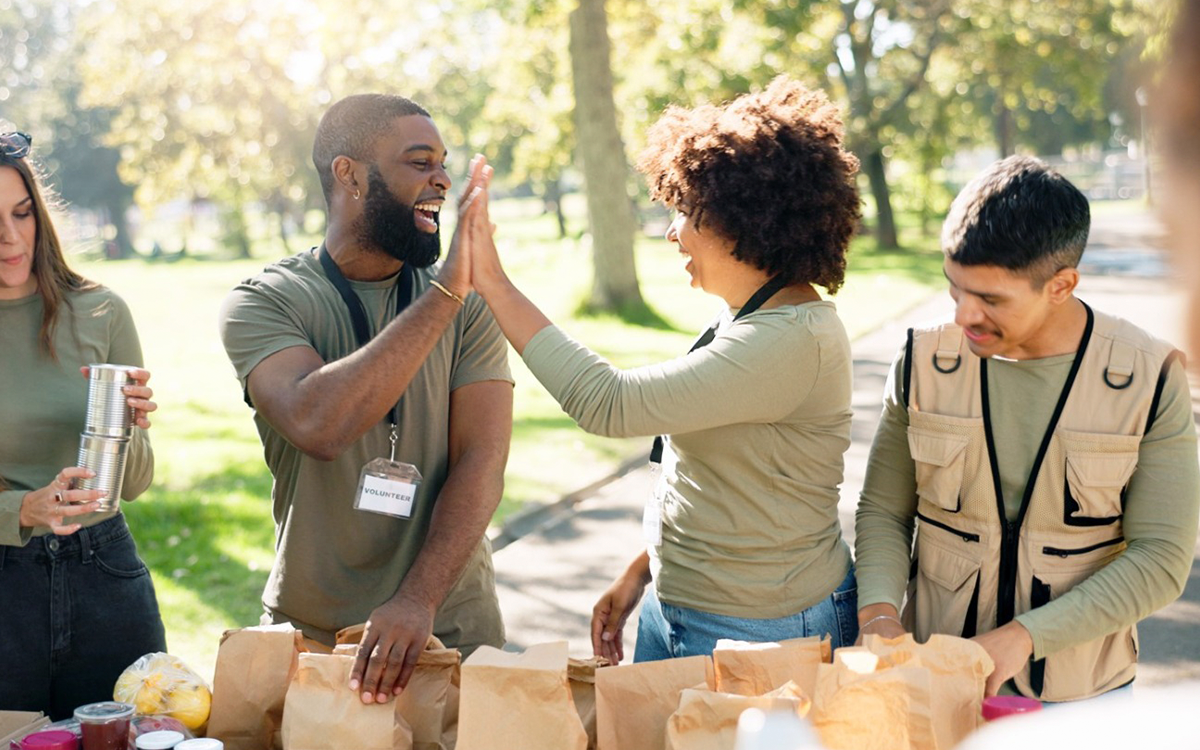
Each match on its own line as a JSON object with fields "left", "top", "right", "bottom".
{"left": 389, "top": 423, "right": 399, "bottom": 462}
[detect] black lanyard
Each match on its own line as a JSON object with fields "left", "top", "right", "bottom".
{"left": 650, "top": 275, "right": 789, "bottom": 464}
{"left": 317, "top": 244, "right": 414, "bottom": 429}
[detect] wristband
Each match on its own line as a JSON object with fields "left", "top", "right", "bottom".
{"left": 429, "top": 279, "right": 465, "bottom": 306}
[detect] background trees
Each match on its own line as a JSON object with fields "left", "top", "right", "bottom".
{"left": 2, "top": 0, "right": 1172, "bottom": 302}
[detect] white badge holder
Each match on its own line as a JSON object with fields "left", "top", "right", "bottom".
{"left": 644, "top": 439, "right": 677, "bottom": 546}
{"left": 643, "top": 463, "right": 665, "bottom": 546}
{"left": 354, "top": 425, "right": 422, "bottom": 519}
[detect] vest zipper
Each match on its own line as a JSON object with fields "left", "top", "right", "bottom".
{"left": 997, "top": 520, "right": 1019, "bottom": 625}
{"left": 1042, "top": 536, "right": 1124, "bottom": 558}
{"left": 981, "top": 305, "right": 1095, "bottom": 629}
{"left": 916, "top": 511, "right": 981, "bottom": 543}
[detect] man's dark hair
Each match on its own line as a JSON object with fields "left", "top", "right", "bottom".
{"left": 942, "top": 155, "right": 1090, "bottom": 287}
{"left": 312, "top": 94, "right": 430, "bottom": 205}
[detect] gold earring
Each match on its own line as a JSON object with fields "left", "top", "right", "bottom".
{"left": 353, "top": 189, "right": 361, "bottom": 200}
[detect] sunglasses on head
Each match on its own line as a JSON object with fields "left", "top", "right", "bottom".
{"left": 0, "top": 131, "right": 32, "bottom": 159}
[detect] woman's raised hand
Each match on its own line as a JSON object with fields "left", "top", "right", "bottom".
{"left": 18, "top": 466, "right": 104, "bottom": 535}
{"left": 440, "top": 154, "right": 491, "bottom": 299}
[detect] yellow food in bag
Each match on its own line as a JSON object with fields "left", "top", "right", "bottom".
{"left": 114, "top": 652, "right": 213, "bottom": 731}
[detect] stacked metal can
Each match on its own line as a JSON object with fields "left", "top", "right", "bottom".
{"left": 76, "top": 364, "right": 138, "bottom": 511}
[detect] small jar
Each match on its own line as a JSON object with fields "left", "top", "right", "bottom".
{"left": 73, "top": 702, "right": 134, "bottom": 750}
{"left": 20, "top": 730, "right": 80, "bottom": 750}
{"left": 135, "top": 731, "right": 185, "bottom": 750}
{"left": 175, "top": 741, "right": 223, "bottom": 750}
{"left": 981, "top": 695, "right": 1043, "bottom": 721}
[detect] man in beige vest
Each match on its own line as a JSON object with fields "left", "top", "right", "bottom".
{"left": 854, "top": 155, "right": 1199, "bottom": 701}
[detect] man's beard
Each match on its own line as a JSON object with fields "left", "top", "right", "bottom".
{"left": 357, "top": 165, "right": 441, "bottom": 268}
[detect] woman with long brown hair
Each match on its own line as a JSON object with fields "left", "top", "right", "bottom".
{"left": 0, "top": 130, "right": 165, "bottom": 718}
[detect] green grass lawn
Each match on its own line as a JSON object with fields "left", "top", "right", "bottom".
{"left": 72, "top": 196, "right": 944, "bottom": 681}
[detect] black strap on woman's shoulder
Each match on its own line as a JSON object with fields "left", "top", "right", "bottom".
{"left": 650, "top": 275, "right": 789, "bottom": 464}
{"left": 902, "top": 327, "right": 915, "bottom": 409}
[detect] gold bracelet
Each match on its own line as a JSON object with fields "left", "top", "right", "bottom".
{"left": 429, "top": 279, "right": 465, "bottom": 306}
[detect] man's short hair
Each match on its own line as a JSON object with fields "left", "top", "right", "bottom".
{"left": 942, "top": 155, "right": 1090, "bottom": 287}
{"left": 313, "top": 94, "right": 430, "bottom": 204}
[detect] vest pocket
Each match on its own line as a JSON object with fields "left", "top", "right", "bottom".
{"left": 908, "top": 428, "right": 969, "bottom": 513}
{"left": 1016, "top": 543, "right": 1134, "bottom": 701}
{"left": 909, "top": 530, "right": 982, "bottom": 643}
{"left": 1058, "top": 430, "right": 1140, "bottom": 526}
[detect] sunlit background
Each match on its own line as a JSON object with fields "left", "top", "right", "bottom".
{"left": 0, "top": 0, "right": 1183, "bottom": 677}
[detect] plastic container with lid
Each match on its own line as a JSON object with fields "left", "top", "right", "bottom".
{"left": 19, "top": 730, "right": 79, "bottom": 750}
{"left": 174, "top": 741, "right": 223, "bottom": 750}
{"left": 73, "top": 703, "right": 134, "bottom": 750}
{"left": 981, "top": 695, "right": 1043, "bottom": 721}
{"left": 134, "top": 731, "right": 186, "bottom": 750}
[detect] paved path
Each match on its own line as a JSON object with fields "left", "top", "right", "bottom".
{"left": 492, "top": 224, "right": 1200, "bottom": 686}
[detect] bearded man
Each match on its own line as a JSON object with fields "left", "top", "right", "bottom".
{"left": 219, "top": 94, "right": 512, "bottom": 704}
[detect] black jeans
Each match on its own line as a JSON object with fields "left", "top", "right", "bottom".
{"left": 0, "top": 514, "right": 167, "bottom": 720}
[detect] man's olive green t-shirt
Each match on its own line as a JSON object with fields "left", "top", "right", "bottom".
{"left": 0, "top": 288, "right": 154, "bottom": 546}
{"left": 522, "top": 301, "right": 854, "bottom": 619}
{"left": 218, "top": 250, "right": 512, "bottom": 643}
{"left": 855, "top": 325, "right": 1200, "bottom": 659}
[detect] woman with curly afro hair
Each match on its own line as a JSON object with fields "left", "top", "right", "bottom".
{"left": 466, "top": 76, "right": 862, "bottom": 663}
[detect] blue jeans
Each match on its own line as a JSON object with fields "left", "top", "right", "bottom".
{"left": 634, "top": 567, "right": 858, "bottom": 662}
{"left": 0, "top": 514, "right": 166, "bottom": 720}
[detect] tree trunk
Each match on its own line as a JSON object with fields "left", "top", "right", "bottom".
{"left": 995, "top": 102, "right": 1015, "bottom": 157}
{"left": 863, "top": 148, "right": 900, "bottom": 249}
{"left": 104, "top": 199, "right": 135, "bottom": 258}
{"left": 544, "top": 177, "right": 568, "bottom": 239}
{"left": 568, "top": 0, "right": 643, "bottom": 310}
{"left": 225, "top": 204, "right": 253, "bottom": 259}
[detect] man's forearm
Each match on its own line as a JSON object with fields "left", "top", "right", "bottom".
{"left": 391, "top": 443, "right": 507, "bottom": 612}
{"left": 279, "top": 290, "right": 464, "bottom": 457}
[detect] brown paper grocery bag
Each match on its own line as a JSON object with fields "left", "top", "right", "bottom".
{"left": 281, "top": 653, "right": 410, "bottom": 750}
{"left": 665, "top": 681, "right": 810, "bottom": 750}
{"left": 569, "top": 656, "right": 610, "bottom": 750}
{"left": 712, "top": 636, "right": 829, "bottom": 698}
{"left": 457, "top": 642, "right": 587, "bottom": 750}
{"left": 332, "top": 624, "right": 462, "bottom": 750}
{"left": 863, "top": 634, "right": 992, "bottom": 750}
{"left": 812, "top": 648, "right": 936, "bottom": 750}
{"left": 594, "top": 655, "right": 714, "bottom": 750}
{"left": 396, "top": 641, "right": 461, "bottom": 750}
{"left": 207, "top": 623, "right": 305, "bottom": 750}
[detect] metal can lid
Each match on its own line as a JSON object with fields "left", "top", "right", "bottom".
{"left": 175, "top": 740, "right": 223, "bottom": 750}
{"left": 135, "top": 731, "right": 186, "bottom": 750}
{"left": 72, "top": 702, "right": 135, "bottom": 723}
{"left": 20, "top": 730, "right": 79, "bottom": 750}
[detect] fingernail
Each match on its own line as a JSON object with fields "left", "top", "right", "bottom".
{"left": 601, "top": 632, "right": 613, "bottom": 642}
{"left": 362, "top": 692, "right": 373, "bottom": 703}
{"left": 349, "top": 679, "right": 359, "bottom": 690}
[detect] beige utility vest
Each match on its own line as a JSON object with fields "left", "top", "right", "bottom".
{"left": 900, "top": 304, "right": 1178, "bottom": 701}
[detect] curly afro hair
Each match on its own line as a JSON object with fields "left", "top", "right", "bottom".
{"left": 637, "top": 76, "right": 861, "bottom": 294}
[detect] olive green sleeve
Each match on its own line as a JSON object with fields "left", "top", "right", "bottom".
{"left": 1016, "top": 359, "right": 1200, "bottom": 659}
{"left": 854, "top": 344, "right": 919, "bottom": 612}
{"left": 0, "top": 489, "right": 34, "bottom": 547}
{"left": 520, "top": 312, "right": 823, "bottom": 439}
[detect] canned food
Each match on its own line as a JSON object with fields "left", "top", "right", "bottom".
{"left": 75, "top": 434, "right": 129, "bottom": 510}
{"left": 84, "top": 364, "right": 138, "bottom": 438}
